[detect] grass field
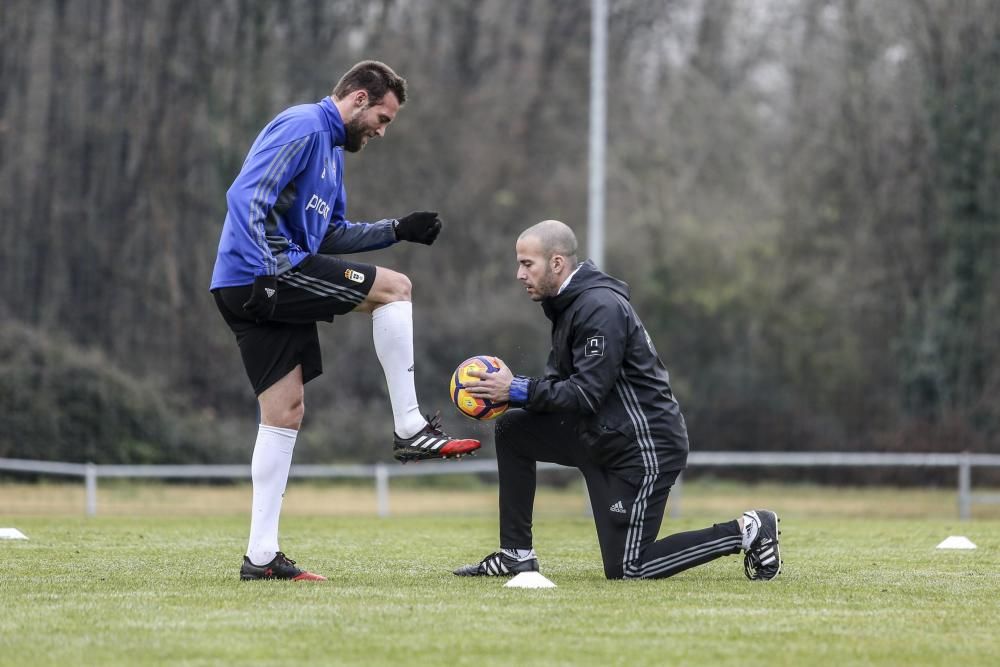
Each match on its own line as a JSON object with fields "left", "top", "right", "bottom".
{"left": 2, "top": 483, "right": 999, "bottom": 666}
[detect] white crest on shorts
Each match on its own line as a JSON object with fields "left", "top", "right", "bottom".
{"left": 344, "top": 269, "right": 365, "bottom": 284}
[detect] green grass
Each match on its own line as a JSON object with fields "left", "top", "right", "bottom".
{"left": 2, "top": 510, "right": 999, "bottom": 666}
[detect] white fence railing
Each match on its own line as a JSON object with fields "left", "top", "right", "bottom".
{"left": 2, "top": 452, "right": 999, "bottom": 519}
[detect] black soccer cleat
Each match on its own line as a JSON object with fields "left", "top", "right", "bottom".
{"left": 453, "top": 551, "right": 540, "bottom": 577}
{"left": 743, "top": 509, "right": 781, "bottom": 581}
{"left": 393, "top": 412, "right": 481, "bottom": 463}
{"left": 239, "top": 552, "right": 327, "bottom": 581}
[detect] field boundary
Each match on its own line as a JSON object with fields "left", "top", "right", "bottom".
{"left": 2, "top": 452, "right": 1000, "bottom": 519}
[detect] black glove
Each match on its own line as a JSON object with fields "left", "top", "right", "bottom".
{"left": 394, "top": 211, "right": 442, "bottom": 245}
{"left": 242, "top": 275, "right": 278, "bottom": 322}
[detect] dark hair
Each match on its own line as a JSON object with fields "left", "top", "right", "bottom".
{"left": 332, "top": 60, "right": 407, "bottom": 105}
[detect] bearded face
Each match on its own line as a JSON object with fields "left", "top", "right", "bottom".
{"left": 516, "top": 236, "right": 562, "bottom": 301}
{"left": 336, "top": 90, "right": 400, "bottom": 153}
{"left": 343, "top": 112, "right": 371, "bottom": 153}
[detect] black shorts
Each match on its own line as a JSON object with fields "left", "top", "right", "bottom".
{"left": 213, "top": 255, "right": 377, "bottom": 395}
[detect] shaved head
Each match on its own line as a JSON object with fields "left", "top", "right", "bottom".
{"left": 517, "top": 220, "right": 578, "bottom": 267}
{"left": 515, "top": 220, "right": 580, "bottom": 301}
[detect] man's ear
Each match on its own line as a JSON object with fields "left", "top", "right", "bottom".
{"left": 551, "top": 254, "right": 564, "bottom": 273}
{"left": 353, "top": 90, "right": 369, "bottom": 110}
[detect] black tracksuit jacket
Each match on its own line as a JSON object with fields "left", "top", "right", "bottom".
{"left": 520, "top": 260, "right": 689, "bottom": 478}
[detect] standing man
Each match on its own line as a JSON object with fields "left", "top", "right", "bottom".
{"left": 211, "top": 61, "right": 480, "bottom": 582}
{"left": 454, "top": 220, "right": 780, "bottom": 581}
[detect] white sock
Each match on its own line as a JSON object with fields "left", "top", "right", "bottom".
{"left": 372, "top": 301, "right": 426, "bottom": 438}
{"left": 741, "top": 511, "right": 761, "bottom": 551}
{"left": 246, "top": 424, "right": 297, "bottom": 566}
{"left": 502, "top": 548, "right": 537, "bottom": 560}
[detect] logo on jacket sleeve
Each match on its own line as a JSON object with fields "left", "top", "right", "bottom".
{"left": 585, "top": 335, "right": 605, "bottom": 357}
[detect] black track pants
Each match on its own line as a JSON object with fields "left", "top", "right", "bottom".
{"left": 495, "top": 409, "right": 742, "bottom": 579}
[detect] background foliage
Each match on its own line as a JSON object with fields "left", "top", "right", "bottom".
{"left": 1, "top": 0, "right": 998, "bottom": 467}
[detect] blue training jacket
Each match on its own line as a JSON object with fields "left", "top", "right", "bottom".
{"left": 210, "top": 97, "right": 396, "bottom": 289}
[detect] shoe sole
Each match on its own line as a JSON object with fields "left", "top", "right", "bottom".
{"left": 453, "top": 567, "right": 509, "bottom": 576}
{"left": 240, "top": 572, "right": 327, "bottom": 581}
{"left": 453, "top": 565, "right": 538, "bottom": 577}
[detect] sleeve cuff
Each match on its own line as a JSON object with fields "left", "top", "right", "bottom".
{"left": 372, "top": 219, "right": 400, "bottom": 245}
{"left": 509, "top": 375, "right": 532, "bottom": 406}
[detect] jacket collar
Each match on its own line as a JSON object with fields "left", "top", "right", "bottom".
{"left": 319, "top": 97, "right": 347, "bottom": 148}
{"left": 540, "top": 260, "right": 630, "bottom": 321}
